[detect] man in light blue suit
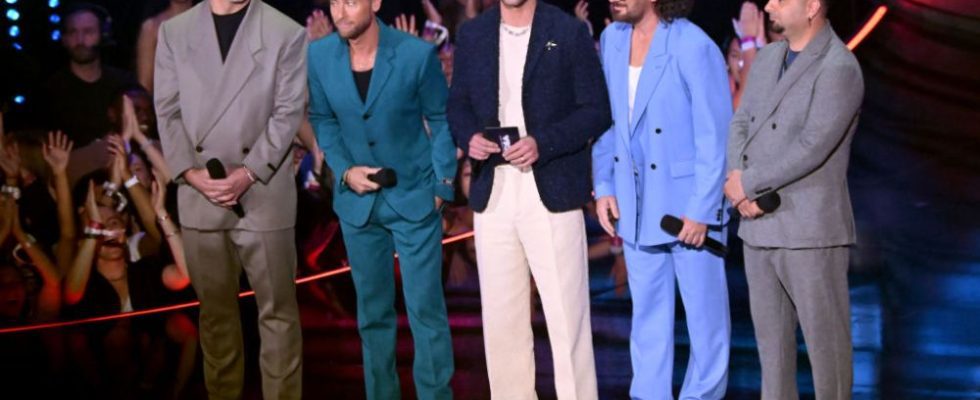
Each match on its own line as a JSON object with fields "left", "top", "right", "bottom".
{"left": 592, "top": 0, "right": 732, "bottom": 398}
{"left": 307, "top": 0, "right": 457, "bottom": 398}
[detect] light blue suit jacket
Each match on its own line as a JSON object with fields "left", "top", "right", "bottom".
{"left": 593, "top": 19, "right": 732, "bottom": 246}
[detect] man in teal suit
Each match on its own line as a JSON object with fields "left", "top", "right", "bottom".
{"left": 307, "top": 0, "right": 457, "bottom": 397}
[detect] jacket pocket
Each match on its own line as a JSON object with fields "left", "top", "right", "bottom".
{"left": 670, "top": 159, "right": 695, "bottom": 178}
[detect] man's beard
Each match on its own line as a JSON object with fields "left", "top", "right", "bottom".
{"left": 69, "top": 45, "right": 99, "bottom": 64}
{"left": 770, "top": 22, "right": 786, "bottom": 34}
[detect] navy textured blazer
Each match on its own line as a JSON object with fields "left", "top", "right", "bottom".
{"left": 448, "top": 3, "right": 611, "bottom": 213}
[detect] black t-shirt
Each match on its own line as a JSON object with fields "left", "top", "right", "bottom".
{"left": 40, "top": 65, "right": 136, "bottom": 147}
{"left": 213, "top": 3, "right": 249, "bottom": 62}
{"left": 353, "top": 69, "right": 372, "bottom": 103}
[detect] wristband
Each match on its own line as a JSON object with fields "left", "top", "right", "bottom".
{"left": 124, "top": 175, "right": 140, "bottom": 189}
{"left": 739, "top": 36, "right": 757, "bottom": 51}
{"left": 1, "top": 185, "right": 20, "bottom": 200}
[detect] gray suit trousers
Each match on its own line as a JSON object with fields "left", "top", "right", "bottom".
{"left": 743, "top": 244, "right": 852, "bottom": 400}
{"left": 183, "top": 228, "right": 302, "bottom": 400}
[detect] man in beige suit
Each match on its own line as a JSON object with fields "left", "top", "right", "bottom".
{"left": 154, "top": 0, "right": 307, "bottom": 398}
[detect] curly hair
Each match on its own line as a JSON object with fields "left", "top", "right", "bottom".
{"left": 655, "top": 0, "right": 694, "bottom": 23}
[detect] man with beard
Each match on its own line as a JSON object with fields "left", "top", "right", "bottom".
{"left": 154, "top": 0, "right": 307, "bottom": 398}
{"left": 592, "top": 0, "right": 732, "bottom": 398}
{"left": 447, "top": 0, "right": 610, "bottom": 397}
{"left": 724, "top": 0, "right": 863, "bottom": 398}
{"left": 307, "top": 0, "right": 457, "bottom": 398}
{"left": 41, "top": 3, "right": 136, "bottom": 147}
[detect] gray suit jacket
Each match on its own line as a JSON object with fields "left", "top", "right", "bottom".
{"left": 154, "top": 0, "right": 307, "bottom": 231}
{"left": 727, "top": 25, "right": 864, "bottom": 249}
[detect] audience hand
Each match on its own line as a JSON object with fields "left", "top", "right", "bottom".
{"left": 306, "top": 9, "right": 333, "bottom": 41}
{"left": 42, "top": 131, "right": 73, "bottom": 176}
{"left": 394, "top": 14, "right": 418, "bottom": 37}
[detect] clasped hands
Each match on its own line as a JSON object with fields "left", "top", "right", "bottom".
{"left": 467, "top": 132, "right": 538, "bottom": 170}
{"left": 184, "top": 167, "right": 254, "bottom": 208}
{"left": 343, "top": 166, "right": 443, "bottom": 210}
{"left": 724, "top": 169, "right": 764, "bottom": 219}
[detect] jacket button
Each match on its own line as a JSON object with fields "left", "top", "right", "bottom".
{"left": 751, "top": 116, "right": 756, "bottom": 122}
{"left": 650, "top": 163, "right": 656, "bottom": 170}
{"left": 742, "top": 154, "right": 748, "bottom": 161}
{"left": 614, "top": 156, "right": 619, "bottom": 162}
{"left": 772, "top": 123, "right": 777, "bottom": 130}
{"left": 195, "top": 146, "right": 203, "bottom": 153}
{"left": 655, "top": 128, "right": 662, "bottom": 134}
{"left": 368, "top": 141, "right": 376, "bottom": 147}
{"left": 242, "top": 147, "right": 250, "bottom": 154}
{"left": 362, "top": 114, "right": 370, "bottom": 120}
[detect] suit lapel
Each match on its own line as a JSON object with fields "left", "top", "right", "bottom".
{"left": 629, "top": 21, "right": 670, "bottom": 136}
{"left": 521, "top": 6, "right": 553, "bottom": 90}
{"left": 608, "top": 25, "right": 631, "bottom": 146}
{"left": 194, "top": 0, "right": 263, "bottom": 145}
{"left": 744, "top": 26, "right": 833, "bottom": 145}
{"left": 363, "top": 21, "right": 395, "bottom": 115}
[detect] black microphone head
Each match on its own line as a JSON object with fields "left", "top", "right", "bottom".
{"left": 205, "top": 158, "right": 227, "bottom": 179}
{"left": 368, "top": 168, "right": 397, "bottom": 188}
{"left": 660, "top": 215, "right": 684, "bottom": 236}
{"left": 757, "top": 192, "right": 781, "bottom": 213}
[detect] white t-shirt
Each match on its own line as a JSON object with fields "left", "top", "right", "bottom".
{"left": 628, "top": 66, "right": 643, "bottom": 121}
{"left": 499, "top": 23, "right": 532, "bottom": 138}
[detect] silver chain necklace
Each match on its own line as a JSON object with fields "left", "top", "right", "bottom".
{"left": 501, "top": 24, "right": 531, "bottom": 37}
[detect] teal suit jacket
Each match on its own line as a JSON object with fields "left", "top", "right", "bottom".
{"left": 308, "top": 22, "right": 456, "bottom": 227}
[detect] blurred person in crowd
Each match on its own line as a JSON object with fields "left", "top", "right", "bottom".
{"left": 136, "top": 0, "right": 195, "bottom": 94}
{"left": 41, "top": 3, "right": 137, "bottom": 147}
{"left": 729, "top": 1, "right": 768, "bottom": 109}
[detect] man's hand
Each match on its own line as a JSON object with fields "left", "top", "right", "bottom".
{"left": 435, "top": 196, "right": 444, "bottom": 211}
{"left": 467, "top": 133, "right": 501, "bottom": 161}
{"left": 677, "top": 217, "right": 707, "bottom": 247}
{"left": 306, "top": 9, "right": 333, "bottom": 41}
{"left": 344, "top": 166, "right": 382, "bottom": 195}
{"left": 596, "top": 195, "right": 619, "bottom": 237}
{"left": 724, "top": 169, "right": 747, "bottom": 205}
{"left": 737, "top": 200, "right": 764, "bottom": 219}
{"left": 503, "top": 136, "right": 538, "bottom": 170}
{"left": 184, "top": 167, "right": 255, "bottom": 207}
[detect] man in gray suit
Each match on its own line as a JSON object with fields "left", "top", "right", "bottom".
{"left": 154, "top": 0, "right": 307, "bottom": 398}
{"left": 724, "top": 0, "right": 863, "bottom": 398}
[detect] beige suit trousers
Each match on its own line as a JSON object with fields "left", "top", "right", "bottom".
{"left": 474, "top": 166, "right": 598, "bottom": 400}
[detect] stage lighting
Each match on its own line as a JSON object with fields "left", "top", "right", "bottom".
{"left": 4, "top": 0, "right": 18, "bottom": 5}
{"left": 13, "top": 95, "right": 25, "bottom": 105}
{"left": 51, "top": 29, "right": 60, "bottom": 41}
{"left": 48, "top": 0, "right": 59, "bottom": 8}
{"left": 6, "top": 9, "right": 19, "bottom": 21}
{"left": 8, "top": 25, "right": 19, "bottom": 38}
{"left": 50, "top": 14, "right": 60, "bottom": 24}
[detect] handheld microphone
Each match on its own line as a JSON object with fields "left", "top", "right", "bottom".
{"left": 757, "top": 192, "right": 781, "bottom": 213}
{"left": 205, "top": 159, "right": 246, "bottom": 218}
{"left": 660, "top": 215, "right": 726, "bottom": 257}
{"left": 367, "top": 168, "right": 397, "bottom": 188}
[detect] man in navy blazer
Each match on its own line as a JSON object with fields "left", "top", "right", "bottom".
{"left": 448, "top": 0, "right": 610, "bottom": 398}
{"left": 592, "top": 0, "right": 732, "bottom": 398}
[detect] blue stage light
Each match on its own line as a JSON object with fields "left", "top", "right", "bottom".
{"left": 14, "top": 95, "right": 25, "bottom": 105}
{"left": 12, "top": 42, "right": 22, "bottom": 51}
{"left": 6, "top": 9, "right": 19, "bottom": 21}
{"left": 8, "top": 25, "right": 19, "bottom": 38}
{"left": 51, "top": 29, "right": 60, "bottom": 41}
{"left": 48, "top": 0, "right": 59, "bottom": 8}
{"left": 5, "top": 0, "right": 18, "bottom": 5}
{"left": 50, "top": 14, "right": 60, "bottom": 24}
